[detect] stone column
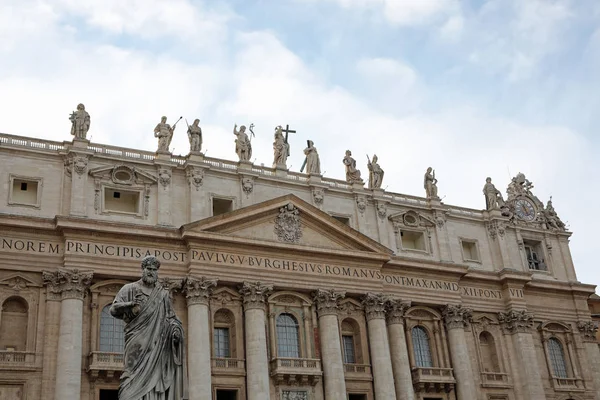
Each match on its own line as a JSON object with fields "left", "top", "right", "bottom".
{"left": 184, "top": 276, "right": 218, "bottom": 400}
{"left": 43, "top": 269, "right": 93, "bottom": 400}
{"left": 498, "top": 310, "right": 546, "bottom": 399}
{"left": 362, "top": 293, "right": 397, "bottom": 400}
{"left": 239, "top": 281, "right": 273, "bottom": 400}
{"left": 385, "top": 299, "right": 415, "bottom": 400}
{"left": 312, "top": 289, "right": 347, "bottom": 399}
{"left": 578, "top": 321, "right": 600, "bottom": 400}
{"left": 442, "top": 305, "right": 477, "bottom": 400}
{"left": 41, "top": 281, "right": 63, "bottom": 400}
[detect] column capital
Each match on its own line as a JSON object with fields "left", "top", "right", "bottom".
{"left": 184, "top": 276, "right": 218, "bottom": 306}
{"left": 312, "top": 289, "right": 345, "bottom": 317}
{"left": 361, "top": 293, "right": 388, "bottom": 321}
{"left": 442, "top": 304, "right": 473, "bottom": 330}
{"left": 385, "top": 298, "right": 411, "bottom": 326}
{"left": 42, "top": 269, "right": 93, "bottom": 301}
{"left": 239, "top": 281, "right": 273, "bottom": 311}
{"left": 577, "top": 321, "right": 599, "bottom": 343}
{"left": 498, "top": 309, "right": 534, "bottom": 334}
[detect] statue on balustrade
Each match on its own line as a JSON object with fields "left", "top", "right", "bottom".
{"left": 187, "top": 118, "right": 202, "bottom": 153}
{"left": 233, "top": 123, "right": 253, "bottom": 162}
{"left": 301, "top": 140, "right": 321, "bottom": 175}
{"left": 273, "top": 125, "right": 289, "bottom": 168}
{"left": 424, "top": 167, "right": 439, "bottom": 199}
{"left": 154, "top": 116, "right": 178, "bottom": 154}
{"left": 367, "top": 154, "right": 384, "bottom": 189}
{"left": 483, "top": 177, "right": 505, "bottom": 210}
{"left": 110, "top": 256, "right": 188, "bottom": 400}
{"left": 343, "top": 150, "right": 363, "bottom": 184}
{"left": 542, "top": 198, "right": 566, "bottom": 231}
{"left": 69, "top": 103, "right": 90, "bottom": 139}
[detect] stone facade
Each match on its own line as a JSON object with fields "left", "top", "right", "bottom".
{"left": 0, "top": 132, "right": 598, "bottom": 400}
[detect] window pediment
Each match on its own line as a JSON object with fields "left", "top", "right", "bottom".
{"left": 89, "top": 164, "right": 157, "bottom": 186}
{"left": 389, "top": 210, "right": 435, "bottom": 231}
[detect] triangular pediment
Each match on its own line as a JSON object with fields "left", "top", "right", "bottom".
{"left": 0, "top": 274, "right": 41, "bottom": 290}
{"left": 181, "top": 194, "right": 392, "bottom": 255}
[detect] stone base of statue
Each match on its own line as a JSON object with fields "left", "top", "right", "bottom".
{"left": 274, "top": 165, "right": 288, "bottom": 178}
{"left": 238, "top": 160, "right": 253, "bottom": 171}
{"left": 428, "top": 196, "right": 441, "bottom": 206}
{"left": 486, "top": 209, "right": 504, "bottom": 218}
{"left": 71, "top": 137, "right": 90, "bottom": 149}
{"left": 155, "top": 151, "right": 172, "bottom": 161}
{"left": 308, "top": 174, "right": 322, "bottom": 184}
{"left": 187, "top": 152, "right": 205, "bottom": 163}
{"left": 352, "top": 181, "right": 365, "bottom": 190}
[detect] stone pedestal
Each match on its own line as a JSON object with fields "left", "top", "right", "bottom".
{"left": 239, "top": 282, "right": 273, "bottom": 400}
{"left": 238, "top": 160, "right": 253, "bottom": 171}
{"left": 187, "top": 152, "right": 205, "bottom": 163}
{"left": 308, "top": 174, "right": 322, "bottom": 184}
{"left": 386, "top": 300, "right": 415, "bottom": 400}
{"left": 185, "top": 277, "right": 218, "bottom": 400}
{"left": 362, "top": 294, "right": 397, "bottom": 400}
{"left": 43, "top": 269, "right": 93, "bottom": 400}
{"left": 443, "top": 305, "right": 477, "bottom": 400}
{"left": 313, "top": 289, "right": 347, "bottom": 399}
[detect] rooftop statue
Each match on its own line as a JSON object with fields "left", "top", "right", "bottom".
{"left": 483, "top": 177, "right": 504, "bottom": 210}
{"left": 343, "top": 150, "right": 363, "bottom": 184}
{"left": 273, "top": 125, "right": 289, "bottom": 168}
{"left": 424, "top": 167, "right": 439, "bottom": 199}
{"left": 187, "top": 118, "right": 202, "bottom": 154}
{"left": 233, "top": 123, "right": 253, "bottom": 162}
{"left": 301, "top": 140, "right": 321, "bottom": 175}
{"left": 110, "top": 256, "right": 188, "bottom": 400}
{"left": 367, "top": 154, "right": 384, "bottom": 189}
{"left": 542, "top": 198, "right": 566, "bottom": 231}
{"left": 69, "top": 103, "right": 90, "bottom": 139}
{"left": 154, "top": 116, "right": 180, "bottom": 154}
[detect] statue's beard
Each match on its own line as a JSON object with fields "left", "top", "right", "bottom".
{"left": 142, "top": 274, "right": 157, "bottom": 285}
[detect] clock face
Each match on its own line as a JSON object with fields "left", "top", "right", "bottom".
{"left": 515, "top": 198, "right": 536, "bottom": 221}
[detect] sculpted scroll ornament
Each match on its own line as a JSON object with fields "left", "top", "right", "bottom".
{"left": 43, "top": 269, "right": 93, "bottom": 300}
{"left": 442, "top": 304, "right": 473, "bottom": 330}
{"left": 312, "top": 188, "right": 324, "bottom": 205}
{"left": 361, "top": 293, "right": 388, "bottom": 321}
{"left": 241, "top": 177, "right": 254, "bottom": 196}
{"left": 356, "top": 196, "right": 367, "bottom": 214}
{"left": 282, "top": 391, "right": 308, "bottom": 400}
{"left": 186, "top": 167, "right": 204, "bottom": 190}
{"left": 158, "top": 169, "right": 171, "bottom": 189}
{"left": 274, "top": 203, "right": 302, "bottom": 244}
{"left": 577, "top": 321, "right": 599, "bottom": 342}
{"left": 312, "top": 289, "right": 345, "bottom": 317}
{"left": 238, "top": 281, "right": 273, "bottom": 311}
{"left": 385, "top": 299, "right": 411, "bottom": 325}
{"left": 376, "top": 203, "right": 387, "bottom": 219}
{"left": 184, "top": 276, "right": 217, "bottom": 306}
{"left": 498, "top": 310, "right": 534, "bottom": 334}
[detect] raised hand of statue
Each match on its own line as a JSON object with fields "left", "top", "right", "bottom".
{"left": 173, "top": 329, "right": 181, "bottom": 344}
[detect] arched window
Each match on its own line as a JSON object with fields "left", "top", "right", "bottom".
{"left": 213, "top": 308, "right": 236, "bottom": 358}
{"left": 479, "top": 331, "right": 500, "bottom": 372}
{"left": 100, "top": 305, "right": 125, "bottom": 352}
{"left": 548, "top": 338, "right": 568, "bottom": 378}
{"left": 0, "top": 297, "right": 28, "bottom": 351}
{"left": 276, "top": 313, "right": 300, "bottom": 358}
{"left": 412, "top": 326, "right": 433, "bottom": 368}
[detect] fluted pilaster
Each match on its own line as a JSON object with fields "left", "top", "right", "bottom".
{"left": 443, "top": 304, "right": 476, "bottom": 400}
{"left": 385, "top": 299, "right": 415, "bottom": 400}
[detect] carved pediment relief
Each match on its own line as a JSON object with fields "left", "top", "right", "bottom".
{"left": 0, "top": 274, "right": 41, "bottom": 291}
{"left": 210, "top": 287, "right": 242, "bottom": 305}
{"left": 269, "top": 291, "right": 312, "bottom": 306}
{"left": 89, "top": 164, "right": 157, "bottom": 186}
{"left": 388, "top": 210, "right": 435, "bottom": 231}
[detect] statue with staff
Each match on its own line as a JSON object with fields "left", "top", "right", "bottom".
{"left": 424, "top": 167, "right": 439, "bottom": 199}
{"left": 186, "top": 118, "right": 202, "bottom": 153}
{"left": 273, "top": 124, "right": 295, "bottom": 168}
{"left": 367, "top": 154, "right": 384, "bottom": 189}
{"left": 300, "top": 140, "right": 321, "bottom": 175}
{"left": 233, "top": 123, "right": 254, "bottom": 161}
{"left": 155, "top": 116, "right": 181, "bottom": 153}
{"left": 69, "top": 103, "right": 90, "bottom": 139}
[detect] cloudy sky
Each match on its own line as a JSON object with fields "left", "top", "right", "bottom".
{"left": 1, "top": 0, "right": 598, "bottom": 290}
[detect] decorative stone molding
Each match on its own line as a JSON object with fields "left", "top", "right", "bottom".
{"left": 64, "top": 154, "right": 89, "bottom": 177}
{"left": 385, "top": 299, "right": 411, "bottom": 326}
{"left": 158, "top": 277, "right": 185, "bottom": 295}
{"left": 158, "top": 169, "right": 172, "bottom": 189}
{"left": 376, "top": 202, "right": 387, "bottom": 219}
{"left": 442, "top": 304, "right": 473, "bottom": 330}
{"left": 577, "top": 321, "right": 599, "bottom": 342}
{"left": 312, "top": 289, "right": 345, "bottom": 317}
{"left": 241, "top": 176, "right": 254, "bottom": 196}
{"left": 361, "top": 292, "right": 388, "bottom": 321}
{"left": 312, "top": 188, "right": 324, "bottom": 205}
{"left": 42, "top": 269, "right": 93, "bottom": 301}
{"left": 355, "top": 196, "right": 367, "bottom": 214}
{"left": 184, "top": 276, "right": 217, "bottom": 306}
{"left": 498, "top": 310, "right": 534, "bottom": 334}
{"left": 274, "top": 203, "right": 302, "bottom": 244}
{"left": 389, "top": 210, "right": 436, "bottom": 231}
{"left": 282, "top": 391, "right": 308, "bottom": 400}
{"left": 0, "top": 274, "right": 40, "bottom": 291}
{"left": 144, "top": 186, "right": 150, "bottom": 217}
{"left": 239, "top": 281, "right": 273, "bottom": 311}
{"left": 186, "top": 167, "right": 204, "bottom": 191}
{"left": 486, "top": 220, "right": 506, "bottom": 240}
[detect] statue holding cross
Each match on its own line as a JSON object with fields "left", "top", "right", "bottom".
{"left": 272, "top": 124, "right": 295, "bottom": 169}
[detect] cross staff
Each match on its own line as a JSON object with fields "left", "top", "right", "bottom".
{"left": 281, "top": 124, "right": 296, "bottom": 156}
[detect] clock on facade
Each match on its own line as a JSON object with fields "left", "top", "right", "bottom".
{"left": 515, "top": 198, "right": 536, "bottom": 221}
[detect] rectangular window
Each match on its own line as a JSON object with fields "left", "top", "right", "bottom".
{"left": 9, "top": 176, "right": 41, "bottom": 207}
{"left": 461, "top": 240, "right": 479, "bottom": 262}
{"left": 524, "top": 241, "right": 546, "bottom": 271}
{"left": 342, "top": 335, "right": 356, "bottom": 364}
{"left": 400, "top": 230, "right": 426, "bottom": 251}
{"left": 212, "top": 197, "right": 234, "bottom": 216}
{"left": 215, "top": 389, "right": 238, "bottom": 400}
{"left": 214, "top": 327, "right": 230, "bottom": 358}
{"left": 348, "top": 395, "right": 367, "bottom": 400}
{"left": 104, "top": 188, "right": 140, "bottom": 214}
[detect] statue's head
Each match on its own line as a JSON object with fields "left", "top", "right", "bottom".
{"left": 240, "top": 125, "right": 246, "bottom": 132}
{"left": 161, "top": 116, "right": 167, "bottom": 123}
{"left": 345, "top": 150, "right": 352, "bottom": 156}
{"left": 77, "top": 103, "right": 85, "bottom": 111}
{"left": 372, "top": 155, "right": 378, "bottom": 162}
{"left": 193, "top": 119, "right": 200, "bottom": 125}
{"left": 427, "top": 167, "right": 432, "bottom": 173}
{"left": 141, "top": 256, "right": 161, "bottom": 285}
{"left": 486, "top": 177, "right": 492, "bottom": 183}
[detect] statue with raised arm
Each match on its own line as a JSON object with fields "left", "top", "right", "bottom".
{"left": 301, "top": 140, "right": 321, "bottom": 175}
{"left": 69, "top": 103, "right": 90, "bottom": 139}
{"left": 233, "top": 124, "right": 252, "bottom": 161}
{"left": 483, "top": 177, "right": 504, "bottom": 210}
{"left": 367, "top": 154, "right": 384, "bottom": 189}
{"left": 343, "top": 150, "right": 363, "bottom": 184}
{"left": 424, "top": 167, "right": 439, "bottom": 199}
{"left": 154, "top": 116, "right": 176, "bottom": 153}
{"left": 273, "top": 125, "right": 289, "bottom": 168}
{"left": 187, "top": 119, "right": 202, "bottom": 153}
{"left": 110, "top": 256, "right": 188, "bottom": 400}
{"left": 542, "top": 198, "right": 566, "bottom": 230}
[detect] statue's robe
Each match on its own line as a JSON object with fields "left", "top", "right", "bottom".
{"left": 114, "top": 282, "right": 188, "bottom": 400}
{"left": 304, "top": 147, "right": 320, "bottom": 174}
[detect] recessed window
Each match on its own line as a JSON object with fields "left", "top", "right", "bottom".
{"left": 461, "top": 240, "right": 480, "bottom": 262}
{"left": 342, "top": 335, "right": 356, "bottom": 364}
{"left": 213, "top": 197, "right": 234, "bottom": 216}
{"left": 348, "top": 395, "right": 367, "bottom": 400}
{"left": 104, "top": 188, "right": 140, "bottom": 214}
{"left": 332, "top": 215, "right": 351, "bottom": 226}
{"left": 214, "top": 327, "right": 230, "bottom": 358}
{"left": 524, "top": 240, "right": 546, "bottom": 271}
{"left": 215, "top": 389, "right": 238, "bottom": 400}
{"left": 9, "top": 176, "right": 41, "bottom": 207}
{"left": 401, "top": 230, "right": 426, "bottom": 251}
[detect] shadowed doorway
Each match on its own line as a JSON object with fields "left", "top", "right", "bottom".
{"left": 99, "top": 389, "right": 119, "bottom": 400}
{"left": 216, "top": 389, "right": 238, "bottom": 400}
